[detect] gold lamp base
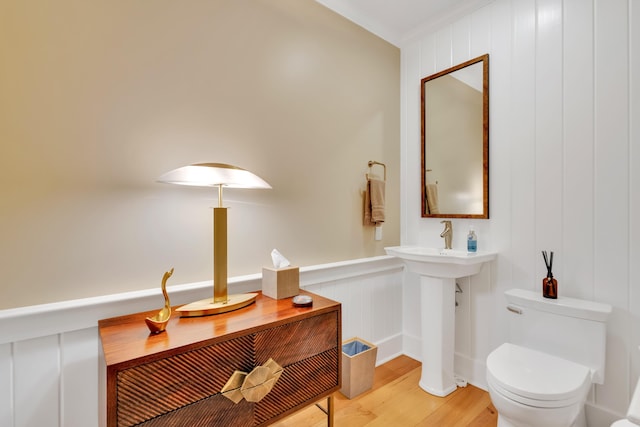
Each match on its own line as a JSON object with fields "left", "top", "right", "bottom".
{"left": 176, "top": 293, "right": 258, "bottom": 317}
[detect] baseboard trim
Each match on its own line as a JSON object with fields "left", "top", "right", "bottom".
{"left": 402, "top": 332, "right": 422, "bottom": 362}
{"left": 374, "top": 333, "right": 404, "bottom": 366}
{"left": 585, "top": 402, "right": 624, "bottom": 427}
{"left": 454, "top": 352, "right": 488, "bottom": 391}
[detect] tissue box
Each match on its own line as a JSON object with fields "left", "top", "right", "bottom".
{"left": 262, "top": 266, "right": 299, "bottom": 299}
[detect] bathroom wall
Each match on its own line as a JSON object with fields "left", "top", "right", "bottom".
{"left": 0, "top": 0, "right": 400, "bottom": 309}
{"left": 401, "top": 0, "right": 638, "bottom": 424}
{"left": 0, "top": 257, "right": 404, "bottom": 427}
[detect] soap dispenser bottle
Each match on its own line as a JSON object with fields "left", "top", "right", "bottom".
{"left": 467, "top": 227, "right": 477, "bottom": 253}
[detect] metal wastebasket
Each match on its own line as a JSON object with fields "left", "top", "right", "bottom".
{"left": 340, "top": 337, "right": 378, "bottom": 399}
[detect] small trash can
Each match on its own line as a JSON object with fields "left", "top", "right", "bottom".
{"left": 340, "top": 337, "right": 378, "bottom": 399}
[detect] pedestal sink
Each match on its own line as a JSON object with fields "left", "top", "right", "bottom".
{"left": 385, "top": 246, "right": 496, "bottom": 397}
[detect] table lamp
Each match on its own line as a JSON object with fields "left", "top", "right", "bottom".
{"left": 158, "top": 163, "right": 271, "bottom": 317}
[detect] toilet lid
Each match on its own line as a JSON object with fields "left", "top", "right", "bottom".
{"left": 487, "top": 343, "right": 591, "bottom": 407}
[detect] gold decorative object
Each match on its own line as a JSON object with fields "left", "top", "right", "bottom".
{"left": 145, "top": 268, "right": 174, "bottom": 334}
{"left": 221, "top": 371, "right": 247, "bottom": 404}
{"left": 157, "top": 163, "right": 271, "bottom": 317}
{"left": 221, "top": 358, "right": 283, "bottom": 403}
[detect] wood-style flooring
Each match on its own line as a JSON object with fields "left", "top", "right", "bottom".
{"left": 272, "top": 355, "right": 498, "bottom": 427}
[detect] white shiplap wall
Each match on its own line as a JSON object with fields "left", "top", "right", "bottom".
{"left": 401, "top": 0, "right": 638, "bottom": 425}
{"left": 0, "top": 257, "right": 403, "bottom": 427}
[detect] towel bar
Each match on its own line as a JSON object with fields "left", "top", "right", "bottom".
{"left": 367, "top": 160, "right": 386, "bottom": 181}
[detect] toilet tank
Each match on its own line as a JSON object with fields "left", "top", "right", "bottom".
{"left": 504, "top": 289, "right": 612, "bottom": 384}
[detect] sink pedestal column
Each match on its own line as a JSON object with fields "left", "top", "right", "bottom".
{"left": 419, "top": 276, "right": 457, "bottom": 397}
{"left": 383, "top": 246, "right": 496, "bottom": 398}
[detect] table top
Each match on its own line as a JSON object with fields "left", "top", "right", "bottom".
{"left": 98, "top": 290, "right": 340, "bottom": 368}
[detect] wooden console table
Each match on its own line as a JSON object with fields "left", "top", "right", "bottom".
{"left": 99, "top": 291, "right": 341, "bottom": 427}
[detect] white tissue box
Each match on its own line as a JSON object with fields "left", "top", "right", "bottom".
{"left": 262, "top": 266, "right": 299, "bottom": 299}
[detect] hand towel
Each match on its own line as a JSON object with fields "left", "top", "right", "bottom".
{"left": 370, "top": 178, "right": 385, "bottom": 223}
{"left": 364, "top": 184, "right": 374, "bottom": 226}
{"left": 425, "top": 183, "right": 439, "bottom": 214}
{"left": 364, "top": 178, "right": 385, "bottom": 225}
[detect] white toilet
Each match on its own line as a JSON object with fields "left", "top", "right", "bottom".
{"left": 486, "top": 289, "right": 612, "bottom": 427}
{"left": 613, "top": 417, "right": 639, "bottom": 426}
{"left": 611, "top": 355, "right": 640, "bottom": 427}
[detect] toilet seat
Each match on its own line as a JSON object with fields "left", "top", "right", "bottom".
{"left": 487, "top": 343, "right": 591, "bottom": 408}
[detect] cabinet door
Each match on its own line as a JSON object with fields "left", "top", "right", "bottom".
{"left": 115, "top": 334, "right": 254, "bottom": 427}
{"left": 254, "top": 311, "right": 340, "bottom": 424}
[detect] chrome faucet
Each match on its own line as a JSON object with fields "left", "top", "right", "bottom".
{"left": 440, "top": 220, "right": 452, "bottom": 249}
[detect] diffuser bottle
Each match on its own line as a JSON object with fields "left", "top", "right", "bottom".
{"left": 542, "top": 251, "right": 558, "bottom": 299}
{"left": 543, "top": 274, "right": 558, "bottom": 299}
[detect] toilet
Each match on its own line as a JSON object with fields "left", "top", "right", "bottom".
{"left": 612, "top": 419, "right": 638, "bottom": 427}
{"left": 611, "top": 350, "right": 640, "bottom": 427}
{"left": 486, "top": 289, "right": 612, "bottom": 427}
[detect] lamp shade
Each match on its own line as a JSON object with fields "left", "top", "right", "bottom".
{"left": 158, "top": 163, "right": 271, "bottom": 189}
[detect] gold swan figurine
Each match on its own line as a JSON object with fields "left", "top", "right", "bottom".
{"left": 145, "top": 268, "right": 174, "bottom": 334}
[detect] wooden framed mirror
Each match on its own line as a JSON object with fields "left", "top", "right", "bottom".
{"left": 421, "top": 54, "right": 489, "bottom": 219}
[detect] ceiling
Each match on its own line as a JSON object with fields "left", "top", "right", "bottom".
{"left": 315, "top": 0, "right": 494, "bottom": 47}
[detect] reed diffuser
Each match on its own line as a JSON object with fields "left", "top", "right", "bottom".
{"left": 542, "top": 251, "right": 557, "bottom": 299}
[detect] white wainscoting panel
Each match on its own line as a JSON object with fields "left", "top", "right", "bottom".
{"left": 0, "top": 256, "right": 403, "bottom": 427}
{"left": 61, "top": 327, "right": 99, "bottom": 427}
{"left": 401, "top": 0, "right": 639, "bottom": 425}
{"left": 0, "top": 343, "right": 13, "bottom": 427}
{"left": 14, "top": 335, "right": 60, "bottom": 427}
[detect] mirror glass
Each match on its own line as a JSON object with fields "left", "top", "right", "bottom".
{"left": 421, "top": 54, "right": 489, "bottom": 218}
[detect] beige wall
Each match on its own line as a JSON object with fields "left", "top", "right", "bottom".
{"left": 0, "top": 0, "right": 400, "bottom": 309}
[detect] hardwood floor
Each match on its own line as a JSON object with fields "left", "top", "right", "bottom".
{"left": 272, "top": 355, "right": 498, "bottom": 427}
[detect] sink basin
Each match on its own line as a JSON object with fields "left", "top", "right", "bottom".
{"left": 385, "top": 246, "right": 496, "bottom": 278}
{"left": 385, "top": 246, "right": 496, "bottom": 397}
